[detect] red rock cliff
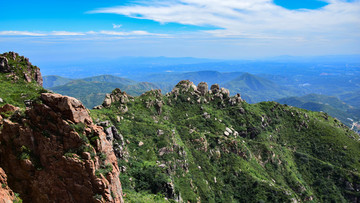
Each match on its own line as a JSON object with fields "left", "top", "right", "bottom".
{"left": 0, "top": 93, "right": 123, "bottom": 202}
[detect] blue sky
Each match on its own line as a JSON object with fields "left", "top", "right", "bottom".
{"left": 0, "top": 0, "right": 359, "bottom": 62}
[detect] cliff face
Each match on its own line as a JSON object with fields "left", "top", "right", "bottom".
{"left": 0, "top": 52, "right": 42, "bottom": 86}
{"left": 0, "top": 93, "right": 123, "bottom": 202}
{"left": 0, "top": 167, "right": 15, "bottom": 203}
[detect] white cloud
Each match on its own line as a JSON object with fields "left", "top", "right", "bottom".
{"left": 97, "top": 30, "right": 168, "bottom": 37}
{"left": 51, "top": 31, "right": 85, "bottom": 36}
{"left": 112, "top": 24, "right": 122, "bottom": 29}
{"left": 0, "top": 31, "right": 46, "bottom": 36}
{"left": 91, "top": 0, "right": 360, "bottom": 42}
{"left": 0, "top": 30, "right": 168, "bottom": 38}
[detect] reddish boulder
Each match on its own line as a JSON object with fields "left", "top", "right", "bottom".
{"left": 41, "top": 93, "right": 92, "bottom": 124}
{"left": 0, "top": 93, "right": 123, "bottom": 203}
{"left": 0, "top": 104, "right": 20, "bottom": 114}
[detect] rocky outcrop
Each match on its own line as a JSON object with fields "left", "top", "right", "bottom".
{"left": 168, "top": 80, "right": 237, "bottom": 106}
{"left": 102, "top": 88, "right": 129, "bottom": 108}
{"left": 0, "top": 52, "right": 43, "bottom": 86}
{"left": 0, "top": 93, "right": 123, "bottom": 203}
{"left": 0, "top": 168, "right": 15, "bottom": 203}
{"left": 41, "top": 93, "right": 91, "bottom": 124}
{"left": 197, "top": 82, "right": 208, "bottom": 96}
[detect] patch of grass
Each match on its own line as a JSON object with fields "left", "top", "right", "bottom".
{"left": 95, "top": 163, "right": 113, "bottom": 177}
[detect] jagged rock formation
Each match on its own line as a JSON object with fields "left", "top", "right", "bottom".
{"left": 0, "top": 52, "right": 42, "bottom": 86}
{"left": 0, "top": 168, "right": 15, "bottom": 203}
{"left": 0, "top": 93, "right": 123, "bottom": 202}
{"left": 102, "top": 88, "right": 130, "bottom": 108}
{"left": 167, "top": 80, "right": 242, "bottom": 105}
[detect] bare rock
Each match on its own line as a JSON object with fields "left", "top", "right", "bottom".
{"left": 0, "top": 56, "right": 10, "bottom": 73}
{"left": 97, "top": 120, "right": 111, "bottom": 128}
{"left": 102, "top": 88, "right": 129, "bottom": 108}
{"left": 0, "top": 93, "right": 124, "bottom": 203}
{"left": 0, "top": 52, "right": 42, "bottom": 86}
{"left": 0, "top": 104, "right": 20, "bottom": 114}
{"left": 93, "top": 105, "right": 103, "bottom": 110}
{"left": 0, "top": 168, "right": 15, "bottom": 202}
{"left": 197, "top": 82, "right": 208, "bottom": 96}
{"left": 172, "top": 80, "right": 197, "bottom": 93}
{"left": 220, "top": 88, "right": 230, "bottom": 98}
{"left": 210, "top": 84, "right": 220, "bottom": 94}
{"left": 225, "top": 127, "right": 233, "bottom": 134}
{"left": 41, "top": 93, "right": 91, "bottom": 124}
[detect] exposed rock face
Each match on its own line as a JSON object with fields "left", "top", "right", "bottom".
{"left": 0, "top": 56, "right": 10, "bottom": 73}
{"left": 0, "top": 93, "right": 123, "bottom": 203}
{"left": 171, "top": 80, "right": 197, "bottom": 95}
{"left": 210, "top": 84, "right": 220, "bottom": 94}
{"left": 41, "top": 93, "right": 91, "bottom": 124}
{"left": 197, "top": 82, "right": 208, "bottom": 96}
{"left": 0, "top": 52, "right": 43, "bottom": 86}
{"left": 0, "top": 104, "right": 20, "bottom": 114}
{"left": 168, "top": 80, "right": 236, "bottom": 107}
{"left": 229, "top": 93, "right": 243, "bottom": 105}
{"left": 102, "top": 88, "right": 130, "bottom": 114}
{"left": 0, "top": 168, "right": 15, "bottom": 203}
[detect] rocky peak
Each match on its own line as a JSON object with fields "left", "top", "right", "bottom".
{"left": 172, "top": 80, "right": 197, "bottom": 93}
{"left": 102, "top": 88, "right": 129, "bottom": 108}
{"left": 197, "top": 82, "right": 208, "bottom": 96}
{"left": 210, "top": 84, "right": 220, "bottom": 94}
{"left": 0, "top": 52, "right": 43, "bottom": 86}
{"left": 168, "top": 80, "right": 236, "bottom": 106}
{"left": 0, "top": 93, "right": 124, "bottom": 203}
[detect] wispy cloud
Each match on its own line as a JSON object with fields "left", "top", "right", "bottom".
{"left": 90, "top": 0, "right": 360, "bottom": 41}
{"left": 0, "top": 31, "right": 46, "bottom": 36}
{"left": 0, "top": 30, "right": 170, "bottom": 38}
{"left": 51, "top": 31, "right": 85, "bottom": 36}
{"left": 112, "top": 24, "right": 122, "bottom": 29}
{"left": 98, "top": 30, "right": 166, "bottom": 36}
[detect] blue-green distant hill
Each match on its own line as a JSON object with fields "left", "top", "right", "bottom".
{"left": 277, "top": 93, "right": 360, "bottom": 127}
{"left": 47, "top": 75, "right": 158, "bottom": 108}
{"left": 224, "top": 73, "right": 296, "bottom": 103}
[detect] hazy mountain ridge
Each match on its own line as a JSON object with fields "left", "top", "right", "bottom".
{"left": 46, "top": 75, "right": 160, "bottom": 108}
{"left": 277, "top": 94, "right": 360, "bottom": 129}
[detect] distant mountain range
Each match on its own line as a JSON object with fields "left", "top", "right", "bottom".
{"left": 45, "top": 75, "right": 159, "bottom": 108}
{"left": 45, "top": 71, "right": 298, "bottom": 107}
{"left": 44, "top": 69, "right": 360, "bottom": 129}
{"left": 277, "top": 94, "right": 360, "bottom": 127}
{"left": 223, "top": 73, "right": 296, "bottom": 103}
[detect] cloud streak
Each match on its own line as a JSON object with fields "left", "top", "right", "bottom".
{"left": 91, "top": 0, "right": 360, "bottom": 41}
{"left": 0, "top": 31, "right": 46, "bottom": 36}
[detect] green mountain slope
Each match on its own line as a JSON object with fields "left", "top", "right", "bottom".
{"left": 0, "top": 52, "right": 46, "bottom": 108}
{"left": 81, "top": 74, "right": 136, "bottom": 85}
{"left": 341, "top": 91, "right": 360, "bottom": 108}
{"left": 50, "top": 80, "right": 127, "bottom": 108}
{"left": 91, "top": 81, "right": 360, "bottom": 202}
{"left": 43, "top": 75, "right": 73, "bottom": 88}
{"left": 223, "top": 73, "right": 295, "bottom": 103}
{"left": 122, "top": 82, "right": 160, "bottom": 96}
{"left": 277, "top": 94, "right": 360, "bottom": 127}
